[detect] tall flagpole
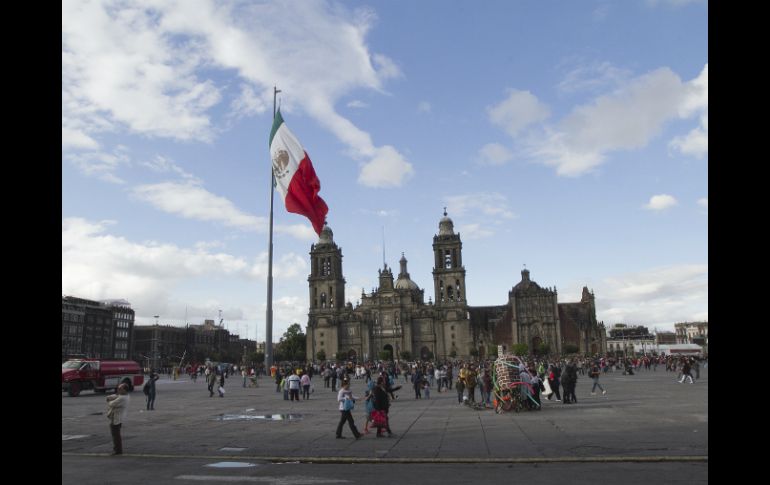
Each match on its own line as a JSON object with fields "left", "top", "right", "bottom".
{"left": 266, "top": 86, "right": 280, "bottom": 370}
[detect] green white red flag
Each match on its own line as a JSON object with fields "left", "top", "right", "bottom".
{"left": 269, "top": 110, "right": 328, "bottom": 235}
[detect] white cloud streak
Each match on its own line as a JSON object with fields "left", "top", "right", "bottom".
{"left": 62, "top": 217, "right": 307, "bottom": 320}
{"left": 131, "top": 181, "right": 316, "bottom": 240}
{"left": 644, "top": 194, "right": 678, "bottom": 211}
{"left": 591, "top": 264, "right": 708, "bottom": 329}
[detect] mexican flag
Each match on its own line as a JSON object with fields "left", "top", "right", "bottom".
{"left": 269, "top": 110, "right": 329, "bottom": 236}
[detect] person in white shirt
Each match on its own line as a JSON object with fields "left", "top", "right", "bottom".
{"left": 287, "top": 371, "right": 301, "bottom": 401}
{"left": 106, "top": 383, "right": 130, "bottom": 455}
{"left": 336, "top": 380, "right": 362, "bottom": 439}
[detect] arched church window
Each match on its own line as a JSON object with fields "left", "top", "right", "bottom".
{"left": 320, "top": 293, "right": 327, "bottom": 308}
{"left": 322, "top": 257, "right": 331, "bottom": 276}
{"left": 447, "top": 286, "right": 454, "bottom": 300}
{"left": 444, "top": 249, "right": 452, "bottom": 268}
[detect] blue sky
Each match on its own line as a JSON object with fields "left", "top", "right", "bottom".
{"left": 62, "top": 0, "right": 708, "bottom": 341}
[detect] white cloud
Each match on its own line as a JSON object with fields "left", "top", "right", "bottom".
{"left": 476, "top": 143, "right": 513, "bottom": 166}
{"left": 522, "top": 65, "right": 707, "bottom": 176}
{"left": 62, "top": 127, "right": 100, "bottom": 150}
{"left": 670, "top": 64, "right": 708, "bottom": 158}
{"left": 487, "top": 89, "right": 550, "bottom": 137}
{"left": 65, "top": 146, "right": 130, "bottom": 184}
{"left": 456, "top": 223, "right": 495, "bottom": 240}
{"left": 557, "top": 61, "right": 631, "bottom": 95}
{"left": 588, "top": 264, "right": 708, "bottom": 329}
{"left": 132, "top": 181, "right": 264, "bottom": 230}
{"left": 417, "top": 101, "right": 431, "bottom": 113}
{"left": 62, "top": 0, "right": 411, "bottom": 188}
{"left": 131, "top": 181, "right": 316, "bottom": 239}
{"left": 445, "top": 193, "right": 517, "bottom": 220}
{"left": 62, "top": 1, "right": 221, "bottom": 142}
{"left": 669, "top": 114, "right": 708, "bottom": 158}
{"left": 346, "top": 100, "right": 368, "bottom": 109}
{"left": 357, "top": 145, "right": 414, "bottom": 188}
{"left": 62, "top": 217, "right": 308, "bottom": 322}
{"left": 644, "top": 194, "right": 678, "bottom": 211}
{"left": 697, "top": 197, "right": 708, "bottom": 209}
{"left": 230, "top": 84, "right": 268, "bottom": 119}
{"left": 140, "top": 155, "right": 199, "bottom": 181}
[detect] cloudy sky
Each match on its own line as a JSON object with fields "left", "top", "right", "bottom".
{"left": 62, "top": 0, "right": 707, "bottom": 341}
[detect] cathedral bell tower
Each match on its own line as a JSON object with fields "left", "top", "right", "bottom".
{"left": 432, "top": 209, "right": 466, "bottom": 306}
{"left": 308, "top": 223, "right": 345, "bottom": 314}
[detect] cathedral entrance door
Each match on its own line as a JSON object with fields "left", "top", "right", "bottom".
{"left": 348, "top": 349, "right": 357, "bottom": 362}
{"left": 383, "top": 344, "right": 393, "bottom": 361}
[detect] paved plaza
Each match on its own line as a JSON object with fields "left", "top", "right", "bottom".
{"left": 62, "top": 366, "right": 707, "bottom": 483}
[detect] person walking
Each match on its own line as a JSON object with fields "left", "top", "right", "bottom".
{"left": 678, "top": 360, "right": 695, "bottom": 384}
{"left": 106, "top": 383, "right": 130, "bottom": 455}
{"left": 218, "top": 372, "right": 226, "bottom": 397}
{"left": 547, "top": 364, "right": 562, "bottom": 401}
{"left": 372, "top": 377, "right": 394, "bottom": 437}
{"left": 288, "top": 371, "right": 301, "bottom": 401}
{"left": 590, "top": 362, "right": 606, "bottom": 395}
{"left": 335, "top": 380, "right": 362, "bottom": 439}
{"left": 207, "top": 367, "right": 217, "bottom": 397}
{"left": 301, "top": 372, "right": 311, "bottom": 399}
{"left": 145, "top": 371, "right": 159, "bottom": 410}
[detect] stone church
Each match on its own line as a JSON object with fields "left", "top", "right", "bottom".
{"left": 305, "top": 211, "right": 606, "bottom": 361}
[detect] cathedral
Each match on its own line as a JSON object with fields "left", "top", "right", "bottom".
{"left": 305, "top": 211, "right": 606, "bottom": 362}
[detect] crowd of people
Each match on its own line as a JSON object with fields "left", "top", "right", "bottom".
{"left": 106, "top": 353, "right": 705, "bottom": 454}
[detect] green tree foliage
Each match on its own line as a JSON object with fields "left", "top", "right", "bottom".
{"left": 469, "top": 348, "right": 479, "bottom": 357}
{"left": 379, "top": 350, "right": 392, "bottom": 361}
{"left": 563, "top": 344, "right": 579, "bottom": 354}
{"left": 316, "top": 349, "right": 326, "bottom": 361}
{"left": 399, "top": 351, "right": 412, "bottom": 361}
{"left": 537, "top": 343, "right": 551, "bottom": 356}
{"left": 274, "top": 323, "right": 306, "bottom": 362}
{"left": 511, "top": 343, "right": 529, "bottom": 356}
{"left": 449, "top": 350, "right": 457, "bottom": 358}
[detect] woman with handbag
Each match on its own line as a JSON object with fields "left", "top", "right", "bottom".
{"left": 336, "top": 380, "right": 362, "bottom": 439}
{"left": 372, "top": 377, "right": 394, "bottom": 438}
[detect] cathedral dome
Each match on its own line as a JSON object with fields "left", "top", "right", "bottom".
{"left": 438, "top": 209, "right": 454, "bottom": 236}
{"left": 395, "top": 276, "right": 420, "bottom": 290}
{"left": 318, "top": 223, "right": 333, "bottom": 244}
{"left": 395, "top": 253, "right": 420, "bottom": 290}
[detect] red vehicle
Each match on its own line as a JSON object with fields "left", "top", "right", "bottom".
{"left": 62, "top": 359, "right": 144, "bottom": 397}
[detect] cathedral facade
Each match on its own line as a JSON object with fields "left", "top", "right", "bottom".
{"left": 305, "top": 212, "right": 606, "bottom": 362}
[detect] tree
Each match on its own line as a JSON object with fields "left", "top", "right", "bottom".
{"left": 469, "top": 348, "right": 479, "bottom": 358}
{"left": 274, "top": 323, "right": 306, "bottom": 362}
{"left": 563, "top": 344, "right": 579, "bottom": 354}
{"left": 379, "top": 350, "right": 392, "bottom": 361}
{"left": 316, "top": 349, "right": 327, "bottom": 361}
{"left": 449, "top": 350, "right": 457, "bottom": 358}
{"left": 247, "top": 351, "right": 264, "bottom": 365}
{"left": 334, "top": 351, "right": 347, "bottom": 362}
{"left": 511, "top": 343, "right": 529, "bottom": 356}
{"left": 537, "top": 343, "right": 551, "bottom": 356}
{"left": 399, "top": 351, "right": 412, "bottom": 361}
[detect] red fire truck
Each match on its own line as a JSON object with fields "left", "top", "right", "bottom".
{"left": 61, "top": 359, "right": 144, "bottom": 397}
